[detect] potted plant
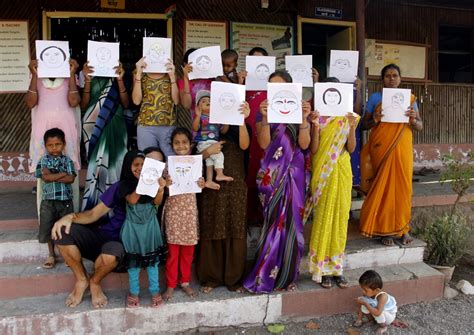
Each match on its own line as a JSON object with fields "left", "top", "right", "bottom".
{"left": 419, "top": 153, "right": 473, "bottom": 283}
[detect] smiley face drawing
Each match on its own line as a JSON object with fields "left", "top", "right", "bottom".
{"left": 255, "top": 64, "right": 270, "bottom": 80}
{"left": 333, "top": 58, "right": 351, "bottom": 70}
{"left": 148, "top": 43, "right": 167, "bottom": 64}
{"left": 322, "top": 88, "right": 342, "bottom": 106}
{"left": 290, "top": 64, "right": 309, "bottom": 82}
{"left": 219, "top": 92, "right": 236, "bottom": 110}
{"left": 195, "top": 55, "right": 212, "bottom": 72}
{"left": 140, "top": 167, "right": 160, "bottom": 185}
{"left": 270, "top": 90, "right": 299, "bottom": 117}
{"left": 40, "top": 46, "right": 67, "bottom": 68}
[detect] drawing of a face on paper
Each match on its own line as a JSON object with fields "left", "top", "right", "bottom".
{"left": 333, "top": 59, "right": 351, "bottom": 70}
{"left": 270, "top": 90, "right": 299, "bottom": 117}
{"left": 255, "top": 64, "right": 270, "bottom": 80}
{"left": 323, "top": 88, "right": 342, "bottom": 106}
{"left": 196, "top": 55, "right": 212, "bottom": 72}
{"left": 148, "top": 43, "right": 167, "bottom": 64}
{"left": 391, "top": 92, "right": 404, "bottom": 106}
{"left": 97, "top": 47, "right": 112, "bottom": 64}
{"left": 40, "top": 46, "right": 67, "bottom": 68}
{"left": 219, "top": 92, "right": 236, "bottom": 110}
{"left": 141, "top": 167, "right": 160, "bottom": 185}
{"left": 174, "top": 157, "right": 195, "bottom": 193}
{"left": 290, "top": 64, "right": 309, "bottom": 81}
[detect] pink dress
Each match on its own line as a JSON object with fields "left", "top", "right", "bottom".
{"left": 28, "top": 79, "right": 81, "bottom": 172}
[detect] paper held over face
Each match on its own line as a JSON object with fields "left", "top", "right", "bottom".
{"left": 285, "top": 55, "right": 313, "bottom": 87}
{"left": 267, "top": 82, "right": 303, "bottom": 124}
{"left": 168, "top": 155, "right": 203, "bottom": 196}
{"left": 142, "top": 37, "right": 172, "bottom": 73}
{"left": 136, "top": 157, "right": 166, "bottom": 197}
{"left": 36, "top": 40, "right": 71, "bottom": 78}
{"left": 87, "top": 41, "right": 120, "bottom": 78}
{"left": 188, "top": 46, "right": 223, "bottom": 80}
{"left": 381, "top": 88, "right": 411, "bottom": 123}
{"left": 245, "top": 56, "right": 276, "bottom": 91}
{"left": 314, "top": 82, "right": 354, "bottom": 117}
{"left": 209, "top": 81, "right": 246, "bottom": 126}
{"left": 328, "top": 50, "right": 359, "bottom": 83}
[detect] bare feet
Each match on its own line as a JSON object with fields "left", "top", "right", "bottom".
{"left": 163, "top": 287, "right": 174, "bottom": 301}
{"left": 352, "top": 319, "right": 363, "bottom": 328}
{"left": 205, "top": 180, "right": 221, "bottom": 190}
{"left": 200, "top": 286, "right": 214, "bottom": 294}
{"left": 181, "top": 283, "right": 198, "bottom": 298}
{"left": 215, "top": 174, "right": 233, "bottom": 182}
{"left": 90, "top": 282, "right": 108, "bottom": 308}
{"left": 375, "top": 324, "right": 388, "bottom": 334}
{"left": 401, "top": 233, "right": 414, "bottom": 245}
{"left": 65, "top": 279, "right": 89, "bottom": 307}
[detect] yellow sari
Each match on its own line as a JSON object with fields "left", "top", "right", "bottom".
{"left": 305, "top": 116, "right": 356, "bottom": 282}
{"left": 359, "top": 95, "right": 415, "bottom": 237}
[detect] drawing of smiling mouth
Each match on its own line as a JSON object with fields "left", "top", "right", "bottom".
{"left": 279, "top": 110, "right": 290, "bottom": 115}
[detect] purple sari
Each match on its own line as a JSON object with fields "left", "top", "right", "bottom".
{"left": 243, "top": 123, "right": 308, "bottom": 293}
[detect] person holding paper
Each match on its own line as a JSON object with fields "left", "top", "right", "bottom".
{"left": 192, "top": 90, "right": 233, "bottom": 190}
{"left": 25, "top": 57, "right": 81, "bottom": 213}
{"left": 304, "top": 78, "right": 359, "bottom": 289}
{"left": 132, "top": 56, "right": 179, "bottom": 158}
{"left": 360, "top": 64, "right": 423, "bottom": 246}
{"left": 80, "top": 58, "right": 129, "bottom": 211}
{"left": 243, "top": 70, "right": 312, "bottom": 293}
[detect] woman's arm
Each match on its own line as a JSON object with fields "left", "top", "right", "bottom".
{"left": 25, "top": 60, "right": 38, "bottom": 109}
{"left": 201, "top": 141, "right": 224, "bottom": 160}
{"left": 309, "top": 111, "right": 320, "bottom": 154}
{"left": 179, "top": 63, "right": 193, "bottom": 109}
{"left": 132, "top": 57, "right": 146, "bottom": 105}
{"left": 239, "top": 102, "right": 251, "bottom": 150}
{"left": 345, "top": 113, "right": 358, "bottom": 153}
{"left": 167, "top": 59, "right": 179, "bottom": 105}
{"left": 297, "top": 100, "right": 312, "bottom": 150}
{"left": 67, "top": 59, "right": 81, "bottom": 107}
{"left": 80, "top": 62, "right": 93, "bottom": 110}
{"left": 116, "top": 62, "right": 129, "bottom": 109}
{"left": 256, "top": 99, "right": 271, "bottom": 150}
{"left": 354, "top": 78, "right": 362, "bottom": 115}
{"left": 406, "top": 105, "right": 423, "bottom": 131}
{"left": 125, "top": 191, "right": 141, "bottom": 205}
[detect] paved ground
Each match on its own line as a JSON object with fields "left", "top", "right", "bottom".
{"left": 210, "top": 294, "right": 473, "bottom": 335}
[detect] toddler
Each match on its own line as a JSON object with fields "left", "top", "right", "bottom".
{"left": 35, "top": 128, "right": 76, "bottom": 269}
{"left": 354, "top": 270, "right": 398, "bottom": 334}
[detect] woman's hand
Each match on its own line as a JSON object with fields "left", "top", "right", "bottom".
{"left": 115, "top": 61, "right": 125, "bottom": 80}
{"left": 182, "top": 62, "right": 193, "bottom": 79}
{"left": 346, "top": 112, "right": 358, "bottom": 128}
{"left": 165, "top": 175, "right": 173, "bottom": 187}
{"left": 206, "top": 141, "right": 225, "bottom": 155}
{"left": 259, "top": 99, "right": 268, "bottom": 117}
{"left": 354, "top": 77, "right": 362, "bottom": 91}
{"left": 166, "top": 59, "right": 176, "bottom": 79}
{"left": 302, "top": 100, "right": 311, "bottom": 119}
{"left": 197, "top": 177, "right": 205, "bottom": 189}
{"left": 135, "top": 57, "right": 147, "bottom": 76}
{"left": 239, "top": 101, "right": 250, "bottom": 119}
{"left": 309, "top": 110, "right": 320, "bottom": 127}
{"left": 158, "top": 177, "right": 166, "bottom": 189}
{"left": 405, "top": 106, "right": 417, "bottom": 125}
{"left": 373, "top": 109, "right": 384, "bottom": 124}
{"left": 312, "top": 68, "right": 319, "bottom": 83}
{"left": 28, "top": 59, "right": 38, "bottom": 76}
{"left": 83, "top": 61, "right": 94, "bottom": 81}
{"left": 69, "top": 59, "right": 79, "bottom": 76}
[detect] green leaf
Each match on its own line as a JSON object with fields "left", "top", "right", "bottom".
{"left": 267, "top": 324, "right": 285, "bottom": 333}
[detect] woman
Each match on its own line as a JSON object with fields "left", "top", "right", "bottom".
{"left": 243, "top": 70, "right": 311, "bottom": 293}
{"left": 197, "top": 102, "right": 251, "bottom": 294}
{"left": 360, "top": 64, "right": 423, "bottom": 246}
{"left": 81, "top": 60, "right": 129, "bottom": 210}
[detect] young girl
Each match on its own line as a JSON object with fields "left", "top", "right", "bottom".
{"left": 162, "top": 128, "right": 205, "bottom": 301}
{"left": 304, "top": 77, "right": 359, "bottom": 289}
{"left": 119, "top": 150, "right": 166, "bottom": 308}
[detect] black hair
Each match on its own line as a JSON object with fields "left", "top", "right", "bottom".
{"left": 183, "top": 48, "right": 197, "bottom": 64}
{"left": 322, "top": 88, "right": 342, "bottom": 104}
{"left": 171, "top": 127, "right": 193, "bottom": 144}
{"left": 324, "top": 77, "right": 340, "bottom": 83}
{"left": 249, "top": 47, "right": 268, "bottom": 56}
{"left": 359, "top": 270, "right": 383, "bottom": 290}
{"left": 43, "top": 128, "right": 65, "bottom": 144}
{"left": 269, "top": 70, "right": 293, "bottom": 83}
{"left": 222, "top": 49, "right": 239, "bottom": 62}
{"left": 381, "top": 63, "right": 401, "bottom": 79}
{"left": 40, "top": 46, "right": 67, "bottom": 62}
{"left": 143, "top": 146, "right": 164, "bottom": 160}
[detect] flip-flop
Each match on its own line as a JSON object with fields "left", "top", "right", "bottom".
{"left": 381, "top": 237, "right": 395, "bottom": 246}
{"left": 151, "top": 294, "right": 164, "bottom": 308}
{"left": 401, "top": 233, "right": 414, "bottom": 246}
{"left": 334, "top": 275, "right": 348, "bottom": 288}
{"left": 127, "top": 294, "right": 140, "bottom": 308}
{"left": 321, "top": 276, "right": 332, "bottom": 289}
{"left": 42, "top": 256, "right": 56, "bottom": 269}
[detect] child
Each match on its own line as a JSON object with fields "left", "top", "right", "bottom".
{"left": 119, "top": 150, "right": 166, "bottom": 308}
{"left": 35, "top": 128, "right": 76, "bottom": 269}
{"left": 162, "top": 128, "right": 205, "bottom": 301}
{"left": 354, "top": 270, "right": 398, "bottom": 334}
{"left": 192, "top": 90, "right": 233, "bottom": 190}
{"left": 217, "top": 49, "right": 245, "bottom": 84}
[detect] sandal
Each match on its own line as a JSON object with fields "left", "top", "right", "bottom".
{"left": 401, "top": 233, "right": 414, "bottom": 246}
{"left": 127, "top": 294, "right": 140, "bottom": 308}
{"left": 181, "top": 283, "right": 197, "bottom": 298}
{"left": 42, "top": 256, "right": 56, "bottom": 269}
{"left": 200, "top": 286, "right": 214, "bottom": 294}
{"left": 334, "top": 275, "right": 348, "bottom": 289}
{"left": 151, "top": 294, "right": 164, "bottom": 308}
{"left": 352, "top": 320, "right": 363, "bottom": 328}
{"left": 321, "top": 276, "right": 332, "bottom": 289}
{"left": 287, "top": 283, "right": 297, "bottom": 292}
{"left": 381, "top": 237, "right": 395, "bottom": 246}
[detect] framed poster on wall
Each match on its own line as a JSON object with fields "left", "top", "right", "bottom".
{"left": 0, "top": 20, "right": 30, "bottom": 93}
{"left": 230, "top": 22, "right": 294, "bottom": 71}
{"left": 184, "top": 20, "right": 228, "bottom": 52}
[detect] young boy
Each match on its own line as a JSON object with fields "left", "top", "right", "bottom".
{"left": 217, "top": 49, "right": 245, "bottom": 84}
{"left": 354, "top": 270, "right": 398, "bottom": 334}
{"left": 192, "top": 90, "right": 233, "bottom": 190}
{"left": 35, "top": 128, "right": 76, "bottom": 269}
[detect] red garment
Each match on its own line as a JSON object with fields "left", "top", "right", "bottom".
{"left": 165, "top": 243, "right": 195, "bottom": 288}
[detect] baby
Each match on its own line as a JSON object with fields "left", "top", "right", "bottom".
{"left": 217, "top": 49, "right": 245, "bottom": 84}
{"left": 354, "top": 270, "right": 398, "bottom": 334}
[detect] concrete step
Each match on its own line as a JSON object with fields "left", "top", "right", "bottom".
{"left": 0, "top": 262, "right": 444, "bottom": 334}
{"left": 0, "top": 229, "right": 47, "bottom": 262}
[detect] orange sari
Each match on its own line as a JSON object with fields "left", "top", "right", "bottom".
{"left": 359, "top": 94, "right": 415, "bottom": 237}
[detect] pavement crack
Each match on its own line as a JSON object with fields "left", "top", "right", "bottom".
{"left": 262, "top": 294, "right": 270, "bottom": 325}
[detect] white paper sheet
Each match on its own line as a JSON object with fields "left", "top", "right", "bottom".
{"left": 136, "top": 157, "right": 166, "bottom": 197}
{"left": 328, "top": 50, "right": 359, "bottom": 83}
{"left": 87, "top": 41, "right": 120, "bottom": 78}
{"left": 36, "top": 40, "right": 70, "bottom": 78}
{"left": 168, "top": 155, "right": 203, "bottom": 196}
{"left": 381, "top": 88, "right": 411, "bottom": 123}
{"left": 245, "top": 56, "right": 276, "bottom": 91}
{"left": 267, "top": 83, "right": 302, "bottom": 124}
{"left": 142, "top": 37, "right": 172, "bottom": 73}
{"left": 285, "top": 55, "right": 313, "bottom": 87}
{"left": 209, "top": 81, "right": 246, "bottom": 126}
{"left": 314, "top": 83, "right": 354, "bottom": 117}
{"left": 187, "top": 46, "right": 223, "bottom": 80}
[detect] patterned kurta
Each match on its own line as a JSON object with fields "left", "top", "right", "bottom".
{"left": 138, "top": 74, "right": 175, "bottom": 126}
{"left": 163, "top": 193, "right": 199, "bottom": 245}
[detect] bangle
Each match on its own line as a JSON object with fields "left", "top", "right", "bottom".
{"left": 171, "top": 81, "right": 176, "bottom": 84}
{"left": 183, "top": 90, "right": 191, "bottom": 94}
{"left": 27, "top": 89, "right": 37, "bottom": 94}
{"left": 261, "top": 122, "right": 270, "bottom": 127}
{"left": 120, "top": 90, "right": 127, "bottom": 94}
{"left": 83, "top": 90, "right": 90, "bottom": 93}
{"left": 299, "top": 124, "right": 310, "bottom": 130}
{"left": 69, "top": 90, "right": 78, "bottom": 94}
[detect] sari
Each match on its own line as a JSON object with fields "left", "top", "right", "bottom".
{"left": 243, "top": 123, "right": 309, "bottom": 293}
{"left": 359, "top": 93, "right": 416, "bottom": 237}
{"left": 304, "top": 117, "right": 355, "bottom": 282}
{"left": 81, "top": 77, "right": 128, "bottom": 210}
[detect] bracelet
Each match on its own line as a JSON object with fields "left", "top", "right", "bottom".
{"left": 120, "top": 90, "right": 127, "bottom": 94}
{"left": 183, "top": 90, "right": 191, "bottom": 94}
{"left": 299, "top": 124, "right": 310, "bottom": 130}
{"left": 171, "top": 81, "right": 176, "bottom": 84}
{"left": 83, "top": 90, "right": 90, "bottom": 93}
{"left": 69, "top": 90, "right": 78, "bottom": 94}
{"left": 261, "top": 122, "right": 270, "bottom": 127}
{"left": 27, "top": 89, "right": 37, "bottom": 94}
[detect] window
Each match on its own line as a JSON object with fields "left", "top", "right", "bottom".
{"left": 438, "top": 26, "right": 473, "bottom": 83}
